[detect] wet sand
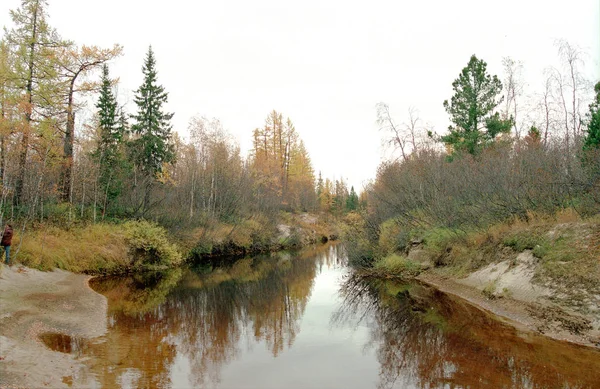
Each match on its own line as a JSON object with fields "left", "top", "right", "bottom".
{"left": 418, "top": 271, "right": 600, "bottom": 349}
{"left": 0, "top": 264, "right": 107, "bottom": 389}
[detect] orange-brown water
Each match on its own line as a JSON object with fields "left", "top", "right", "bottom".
{"left": 40, "top": 245, "right": 600, "bottom": 389}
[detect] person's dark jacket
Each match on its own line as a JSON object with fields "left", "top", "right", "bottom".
{"left": 1, "top": 226, "right": 13, "bottom": 246}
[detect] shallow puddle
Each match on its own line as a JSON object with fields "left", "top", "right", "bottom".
{"left": 39, "top": 332, "right": 90, "bottom": 356}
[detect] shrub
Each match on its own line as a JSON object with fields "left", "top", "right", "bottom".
{"left": 123, "top": 220, "right": 182, "bottom": 267}
{"left": 422, "top": 228, "right": 466, "bottom": 253}
{"left": 374, "top": 254, "right": 422, "bottom": 277}
{"left": 378, "top": 219, "right": 410, "bottom": 256}
{"left": 341, "top": 212, "right": 376, "bottom": 267}
{"left": 482, "top": 280, "right": 498, "bottom": 299}
{"left": 502, "top": 230, "right": 547, "bottom": 252}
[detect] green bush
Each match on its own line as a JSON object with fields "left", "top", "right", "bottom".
{"left": 123, "top": 220, "right": 182, "bottom": 267}
{"left": 422, "top": 228, "right": 466, "bottom": 253}
{"left": 374, "top": 254, "right": 422, "bottom": 277}
{"left": 532, "top": 243, "right": 549, "bottom": 258}
{"left": 378, "top": 219, "right": 410, "bottom": 256}
{"left": 502, "top": 230, "right": 547, "bottom": 252}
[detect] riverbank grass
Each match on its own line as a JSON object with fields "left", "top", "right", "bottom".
{"left": 373, "top": 254, "right": 422, "bottom": 277}
{"left": 15, "top": 220, "right": 182, "bottom": 273}
{"left": 416, "top": 210, "right": 600, "bottom": 294}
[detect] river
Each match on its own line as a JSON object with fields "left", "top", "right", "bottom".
{"left": 41, "top": 244, "right": 600, "bottom": 388}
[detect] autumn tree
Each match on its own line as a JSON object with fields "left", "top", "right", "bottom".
{"left": 130, "top": 46, "right": 175, "bottom": 216}
{"left": 4, "top": 0, "right": 66, "bottom": 205}
{"left": 502, "top": 57, "right": 525, "bottom": 141}
{"left": 316, "top": 171, "right": 323, "bottom": 200}
{"left": 184, "top": 116, "right": 245, "bottom": 221}
{"left": 286, "top": 139, "right": 316, "bottom": 211}
{"left": 333, "top": 179, "right": 348, "bottom": 214}
{"left": 56, "top": 43, "right": 122, "bottom": 202}
{"left": 250, "top": 110, "right": 316, "bottom": 212}
{"left": 442, "top": 55, "right": 512, "bottom": 155}
{"left": 0, "top": 40, "right": 14, "bottom": 184}
{"left": 554, "top": 40, "right": 587, "bottom": 149}
{"left": 319, "top": 178, "right": 334, "bottom": 212}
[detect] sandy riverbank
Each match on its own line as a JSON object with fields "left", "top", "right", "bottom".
{"left": 0, "top": 264, "right": 107, "bottom": 389}
{"left": 417, "top": 269, "right": 600, "bottom": 350}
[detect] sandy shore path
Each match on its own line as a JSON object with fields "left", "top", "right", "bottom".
{"left": 0, "top": 264, "right": 107, "bottom": 389}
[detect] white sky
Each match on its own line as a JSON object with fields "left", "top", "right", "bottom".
{"left": 1, "top": 0, "right": 599, "bottom": 191}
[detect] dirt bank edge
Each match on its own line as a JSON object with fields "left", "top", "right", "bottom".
{"left": 0, "top": 264, "right": 107, "bottom": 389}
{"left": 417, "top": 271, "right": 600, "bottom": 350}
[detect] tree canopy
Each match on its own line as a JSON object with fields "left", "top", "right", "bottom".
{"left": 583, "top": 81, "right": 600, "bottom": 150}
{"left": 442, "top": 55, "right": 512, "bottom": 155}
{"left": 130, "top": 46, "right": 175, "bottom": 178}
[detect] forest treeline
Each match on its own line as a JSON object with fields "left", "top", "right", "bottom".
{"left": 2, "top": 1, "right": 598, "bottom": 274}
{"left": 0, "top": 0, "right": 362, "bottom": 238}
{"left": 347, "top": 47, "right": 600, "bottom": 267}
{"left": 0, "top": 0, "right": 368, "bottom": 270}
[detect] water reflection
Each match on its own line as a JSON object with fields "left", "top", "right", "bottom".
{"left": 58, "top": 245, "right": 600, "bottom": 388}
{"left": 333, "top": 274, "right": 600, "bottom": 389}
{"left": 85, "top": 245, "right": 342, "bottom": 388}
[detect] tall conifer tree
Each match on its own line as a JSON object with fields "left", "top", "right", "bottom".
{"left": 130, "top": 46, "right": 174, "bottom": 214}
{"left": 94, "top": 64, "right": 125, "bottom": 213}
{"left": 583, "top": 82, "right": 600, "bottom": 150}
{"left": 442, "top": 55, "right": 512, "bottom": 155}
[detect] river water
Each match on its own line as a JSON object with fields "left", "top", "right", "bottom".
{"left": 43, "top": 244, "right": 600, "bottom": 388}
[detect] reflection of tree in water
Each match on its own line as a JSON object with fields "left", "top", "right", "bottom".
{"left": 334, "top": 274, "right": 600, "bottom": 389}
{"left": 88, "top": 244, "right": 339, "bottom": 388}
{"left": 87, "top": 269, "right": 184, "bottom": 388}
{"left": 171, "top": 248, "right": 327, "bottom": 387}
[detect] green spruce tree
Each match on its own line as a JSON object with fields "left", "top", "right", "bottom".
{"left": 582, "top": 81, "right": 600, "bottom": 183}
{"left": 346, "top": 186, "right": 359, "bottom": 211}
{"left": 442, "top": 55, "right": 512, "bottom": 155}
{"left": 130, "top": 46, "right": 175, "bottom": 215}
{"left": 583, "top": 81, "right": 600, "bottom": 150}
{"left": 94, "top": 64, "right": 126, "bottom": 216}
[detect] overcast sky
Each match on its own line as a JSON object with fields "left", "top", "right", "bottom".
{"left": 1, "top": 0, "right": 599, "bottom": 190}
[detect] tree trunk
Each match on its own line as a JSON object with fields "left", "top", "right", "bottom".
{"left": 143, "top": 179, "right": 152, "bottom": 217}
{"left": 16, "top": 3, "right": 39, "bottom": 206}
{"left": 189, "top": 169, "right": 195, "bottom": 220}
{"left": 61, "top": 79, "right": 76, "bottom": 203}
{"left": 0, "top": 120, "right": 5, "bottom": 184}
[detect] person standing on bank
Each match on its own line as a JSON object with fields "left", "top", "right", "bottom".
{"left": 1, "top": 224, "right": 13, "bottom": 265}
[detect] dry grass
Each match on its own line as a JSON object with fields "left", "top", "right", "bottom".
{"left": 14, "top": 221, "right": 183, "bottom": 273}
{"left": 402, "top": 209, "right": 598, "bottom": 293}
{"left": 16, "top": 224, "right": 130, "bottom": 273}
{"left": 425, "top": 210, "right": 599, "bottom": 293}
